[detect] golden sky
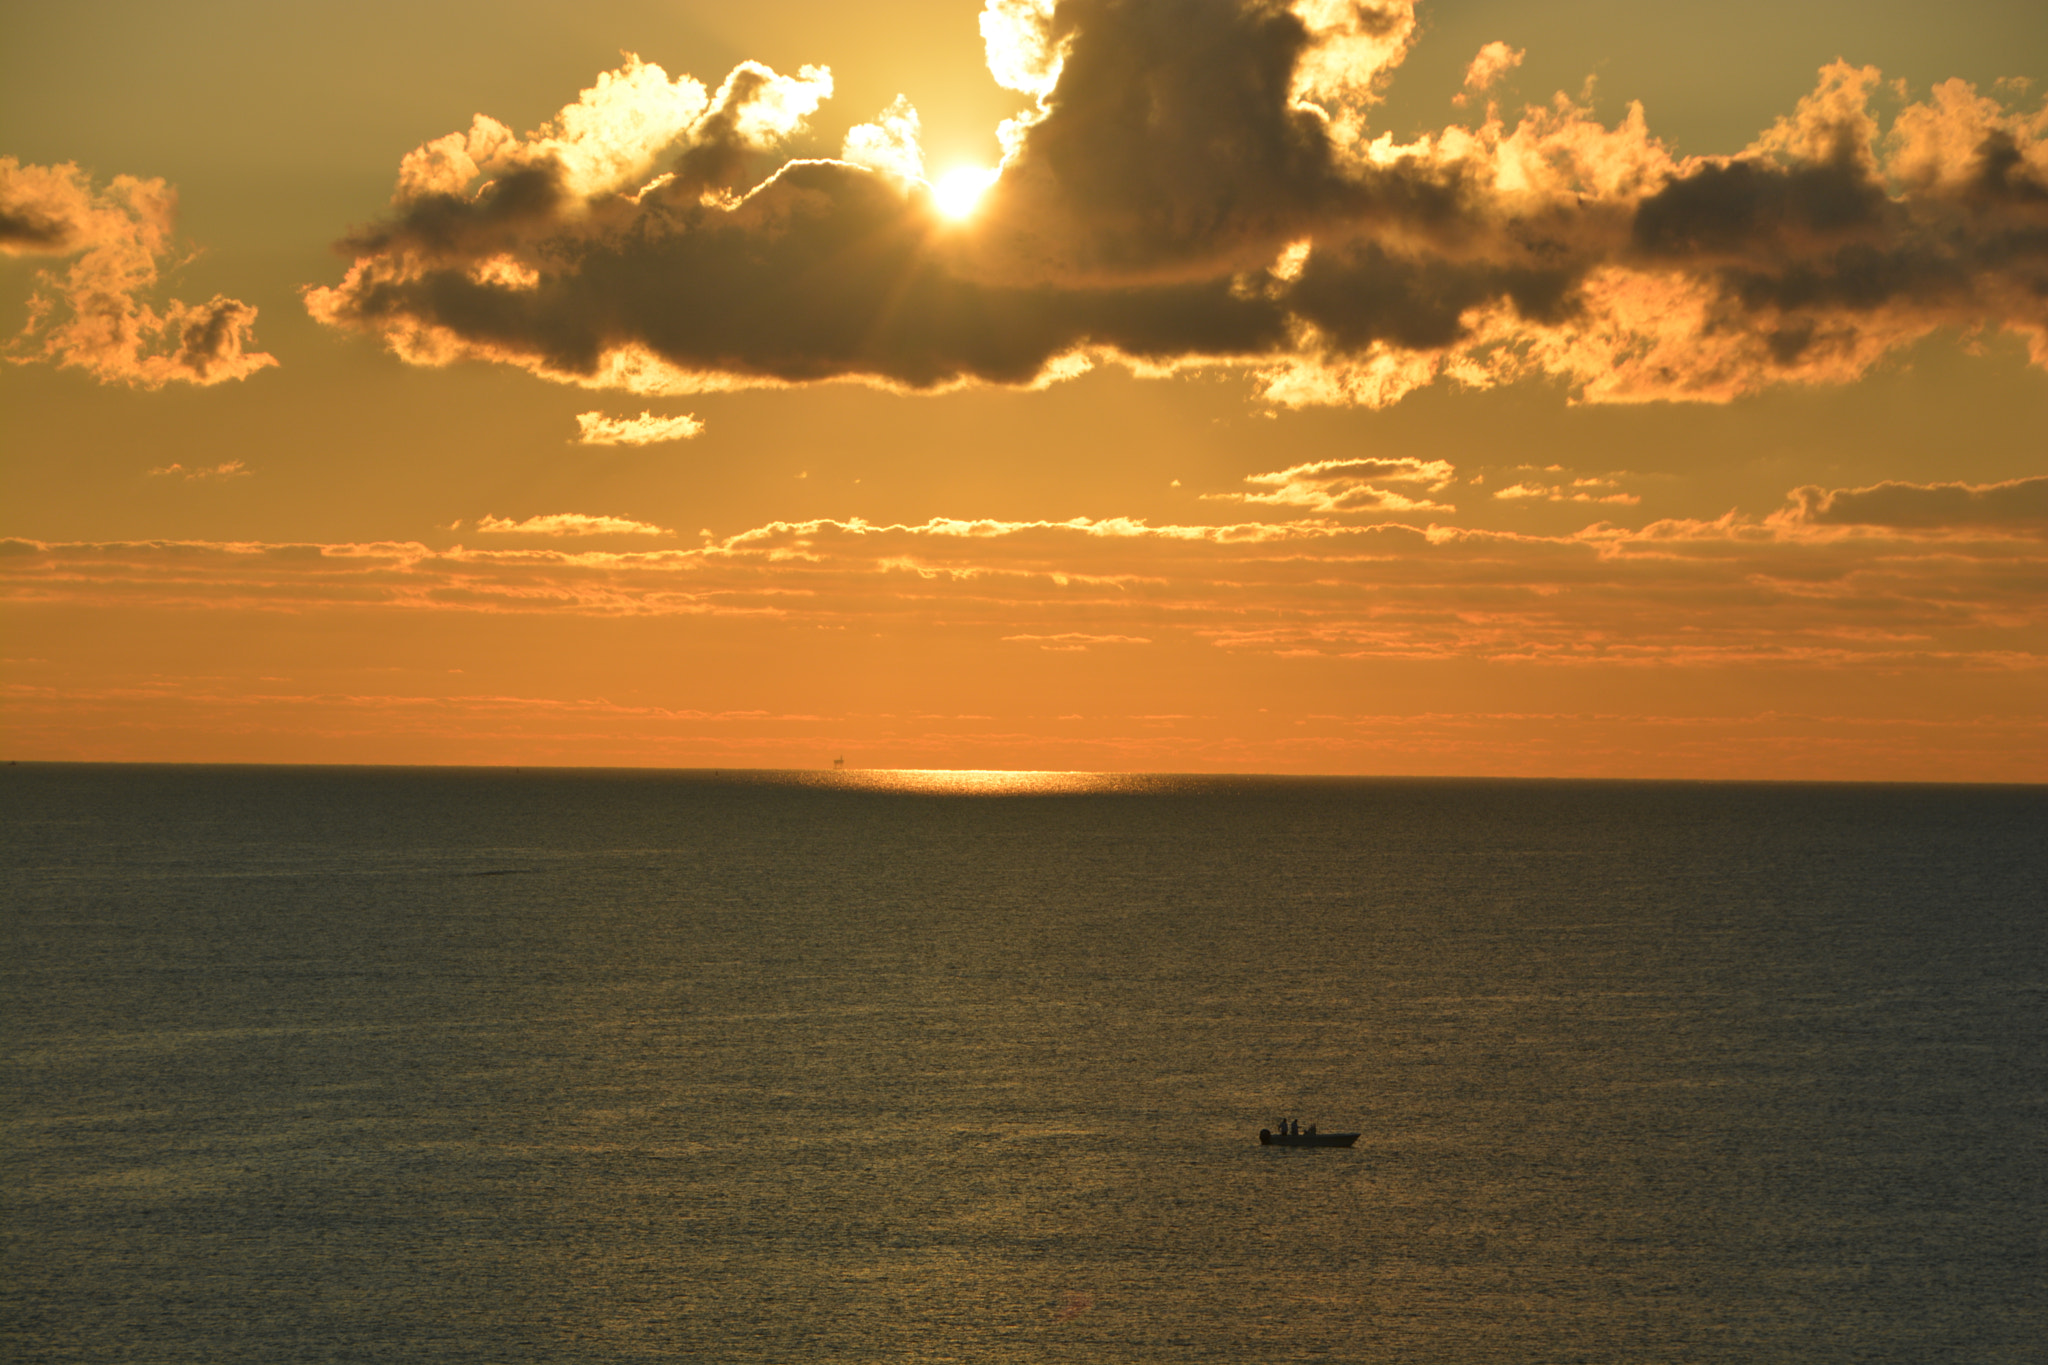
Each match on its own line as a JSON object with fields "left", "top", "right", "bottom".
{"left": 3, "top": 0, "right": 2045, "bottom": 779}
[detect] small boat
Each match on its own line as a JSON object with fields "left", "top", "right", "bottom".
{"left": 1260, "top": 1128, "right": 1359, "bottom": 1147}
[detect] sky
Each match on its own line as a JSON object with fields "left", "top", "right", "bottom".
{"left": 3, "top": 0, "right": 2045, "bottom": 780}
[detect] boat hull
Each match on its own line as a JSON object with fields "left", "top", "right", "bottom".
{"left": 1259, "top": 1131, "right": 1359, "bottom": 1147}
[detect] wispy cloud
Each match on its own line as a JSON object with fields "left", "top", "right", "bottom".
{"left": 1, "top": 157, "right": 275, "bottom": 387}
{"left": 1493, "top": 475, "right": 1638, "bottom": 506}
{"left": 1002, "top": 632, "right": 1153, "bottom": 650}
{"left": 474, "top": 513, "right": 671, "bottom": 536}
{"left": 1778, "top": 475, "right": 2048, "bottom": 532}
{"left": 146, "top": 460, "right": 251, "bottom": 480}
{"left": 574, "top": 410, "right": 704, "bottom": 445}
{"left": 1205, "top": 457, "right": 1457, "bottom": 512}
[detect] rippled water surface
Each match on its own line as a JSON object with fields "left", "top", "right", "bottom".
{"left": 3, "top": 765, "right": 2043, "bottom": 1362}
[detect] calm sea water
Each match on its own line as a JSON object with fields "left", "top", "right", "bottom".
{"left": 2, "top": 765, "right": 2043, "bottom": 1363}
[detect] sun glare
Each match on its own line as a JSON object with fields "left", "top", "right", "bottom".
{"left": 819, "top": 768, "right": 1170, "bottom": 796}
{"left": 931, "top": 166, "right": 998, "bottom": 221}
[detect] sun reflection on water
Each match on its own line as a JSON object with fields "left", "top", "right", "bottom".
{"left": 816, "top": 768, "right": 1168, "bottom": 796}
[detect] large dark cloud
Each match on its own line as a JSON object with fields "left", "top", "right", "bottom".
{"left": 977, "top": 0, "right": 1353, "bottom": 278}
{"left": 307, "top": 1, "right": 2048, "bottom": 405}
{"left": 327, "top": 157, "right": 1290, "bottom": 388}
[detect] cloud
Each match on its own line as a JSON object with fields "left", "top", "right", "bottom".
{"left": 841, "top": 95, "right": 926, "bottom": 182}
{"left": 387, "top": 56, "right": 831, "bottom": 207}
{"left": 5, "top": 491, "right": 2042, "bottom": 674}
{"left": 1492, "top": 474, "right": 1638, "bottom": 505}
{"left": 1453, "top": 40, "right": 1524, "bottom": 108}
{"left": 1204, "top": 456, "right": 1457, "bottom": 511}
{"left": 574, "top": 410, "right": 704, "bottom": 445}
{"left": 473, "top": 512, "right": 671, "bottom": 536}
{"left": 1, "top": 157, "right": 276, "bottom": 387}
{"left": 1779, "top": 475, "right": 2048, "bottom": 532}
{"left": 306, "top": 9, "right": 2048, "bottom": 408}
{"left": 1002, "top": 631, "right": 1153, "bottom": 649}
{"left": 146, "top": 460, "right": 250, "bottom": 480}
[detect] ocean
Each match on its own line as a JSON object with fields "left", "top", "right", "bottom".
{"left": 2, "top": 765, "right": 2042, "bottom": 1362}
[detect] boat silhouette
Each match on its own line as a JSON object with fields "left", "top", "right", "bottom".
{"left": 1259, "top": 1127, "right": 1359, "bottom": 1147}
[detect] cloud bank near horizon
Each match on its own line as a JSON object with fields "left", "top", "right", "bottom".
{"left": 306, "top": 0, "right": 2048, "bottom": 409}
{"left": 1, "top": 157, "right": 275, "bottom": 388}
{"left": 6, "top": 476, "right": 2041, "bottom": 673}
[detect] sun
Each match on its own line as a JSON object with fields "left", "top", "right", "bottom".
{"left": 931, "top": 166, "right": 999, "bottom": 221}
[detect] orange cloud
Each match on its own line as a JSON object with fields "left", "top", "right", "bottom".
{"left": 573, "top": 410, "right": 704, "bottom": 445}
{"left": 1453, "top": 40, "right": 1524, "bottom": 107}
{"left": 304, "top": 2, "right": 2048, "bottom": 410}
{"left": 1777, "top": 475, "right": 2048, "bottom": 533}
{"left": 1493, "top": 475, "right": 1638, "bottom": 506}
{"left": 1203, "top": 456, "right": 1457, "bottom": 512}
{"left": 1, "top": 157, "right": 275, "bottom": 387}
{"left": 6, "top": 480, "right": 2040, "bottom": 672}
{"left": 473, "top": 513, "right": 672, "bottom": 536}
{"left": 1002, "top": 631, "right": 1153, "bottom": 650}
{"left": 146, "top": 460, "right": 251, "bottom": 481}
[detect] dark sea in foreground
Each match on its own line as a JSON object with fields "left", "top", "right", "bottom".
{"left": 3, "top": 765, "right": 2043, "bottom": 1363}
